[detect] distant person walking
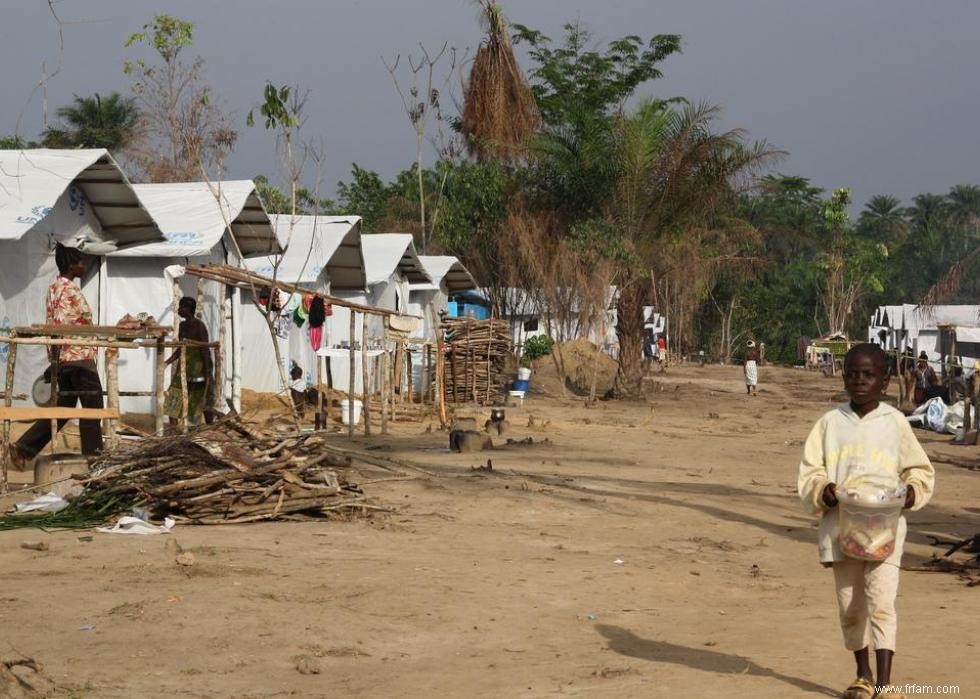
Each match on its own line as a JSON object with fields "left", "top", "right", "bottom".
{"left": 744, "top": 340, "right": 760, "bottom": 396}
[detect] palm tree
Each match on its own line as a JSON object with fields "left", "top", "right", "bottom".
{"left": 41, "top": 92, "right": 140, "bottom": 152}
{"left": 557, "top": 100, "right": 777, "bottom": 396}
{"left": 858, "top": 194, "right": 907, "bottom": 248}
{"left": 461, "top": 1, "right": 540, "bottom": 161}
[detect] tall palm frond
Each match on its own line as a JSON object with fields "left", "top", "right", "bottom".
{"left": 462, "top": 1, "right": 541, "bottom": 161}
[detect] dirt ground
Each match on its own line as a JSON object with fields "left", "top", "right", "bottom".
{"left": 2, "top": 364, "right": 979, "bottom": 698}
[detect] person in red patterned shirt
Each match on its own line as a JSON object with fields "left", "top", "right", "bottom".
{"left": 11, "top": 244, "right": 104, "bottom": 465}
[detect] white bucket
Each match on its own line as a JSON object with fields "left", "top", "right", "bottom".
{"left": 517, "top": 367, "right": 532, "bottom": 381}
{"left": 339, "top": 399, "right": 363, "bottom": 426}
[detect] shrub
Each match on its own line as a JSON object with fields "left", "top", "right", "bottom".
{"left": 523, "top": 334, "right": 554, "bottom": 360}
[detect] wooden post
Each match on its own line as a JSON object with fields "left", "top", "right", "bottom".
{"left": 214, "top": 284, "right": 228, "bottom": 415}
{"left": 179, "top": 340, "right": 189, "bottom": 434}
{"left": 361, "top": 313, "right": 371, "bottom": 436}
{"left": 424, "top": 343, "right": 432, "bottom": 404}
{"left": 172, "top": 280, "right": 182, "bottom": 335}
{"left": 393, "top": 342, "right": 403, "bottom": 404}
{"left": 380, "top": 335, "right": 389, "bottom": 435}
{"left": 316, "top": 353, "right": 324, "bottom": 430}
{"left": 486, "top": 318, "right": 493, "bottom": 404}
{"left": 2, "top": 342, "right": 16, "bottom": 493}
{"left": 348, "top": 311, "right": 356, "bottom": 440}
{"left": 154, "top": 337, "right": 166, "bottom": 436}
{"left": 433, "top": 313, "right": 447, "bottom": 429}
{"left": 406, "top": 348, "right": 414, "bottom": 404}
{"left": 105, "top": 348, "right": 119, "bottom": 448}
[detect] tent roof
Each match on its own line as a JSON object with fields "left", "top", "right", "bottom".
{"left": 0, "top": 148, "right": 164, "bottom": 250}
{"left": 410, "top": 255, "right": 477, "bottom": 293}
{"left": 872, "top": 304, "right": 980, "bottom": 334}
{"left": 361, "top": 234, "right": 430, "bottom": 286}
{"left": 108, "top": 180, "right": 278, "bottom": 258}
{"left": 244, "top": 215, "right": 365, "bottom": 291}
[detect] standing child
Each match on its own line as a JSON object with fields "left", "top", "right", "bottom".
{"left": 798, "top": 343, "right": 934, "bottom": 699}
{"left": 744, "top": 340, "right": 760, "bottom": 395}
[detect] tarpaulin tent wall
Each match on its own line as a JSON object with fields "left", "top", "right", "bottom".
{"left": 330, "top": 233, "right": 429, "bottom": 394}
{"left": 406, "top": 255, "right": 476, "bottom": 393}
{"left": 0, "top": 149, "right": 165, "bottom": 402}
{"left": 102, "top": 180, "right": 277, "bottom": 413}
{"left": 407, "top": 255, "right": 477, "bottom": 341}
{"left": 240, "top": 215, "right": 365, "bottom": 393}
{"left": 868, "top": 304, "right": 980, "bottom": 363}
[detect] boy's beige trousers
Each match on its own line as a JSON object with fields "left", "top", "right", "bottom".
{"left": 833, "top": 559, "right": 900, "bottom": 651}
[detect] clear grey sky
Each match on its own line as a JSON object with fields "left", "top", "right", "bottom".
{"left": 2, "top": 0, "right": 978, "bottom": 210}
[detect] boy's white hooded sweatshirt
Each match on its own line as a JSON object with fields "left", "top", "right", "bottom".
{"left": 798, "top": 402, "right": 935, "bottom": 564}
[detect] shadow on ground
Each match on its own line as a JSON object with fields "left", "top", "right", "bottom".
{"left": 595, "top": 624, "right": 837, "bottom": 696}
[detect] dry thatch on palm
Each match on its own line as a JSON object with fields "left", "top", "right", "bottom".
{"left": 462, "top": 1, "right": 541, "bottom": 161}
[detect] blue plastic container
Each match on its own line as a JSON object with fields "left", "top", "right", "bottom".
{"left": 513, "top": 379, "right": 530, "bottom": 392}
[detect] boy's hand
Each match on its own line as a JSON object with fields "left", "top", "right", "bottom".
{"left": 821, "top": 483, "right": 838, "bottom": 508}
{"left": 904, "top": 487, "right": 916, "bottom": 509}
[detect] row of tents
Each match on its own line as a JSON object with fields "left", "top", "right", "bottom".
{"left": 868, "top": 304, "right": 980, "bottom": 374}
{"left": 0, "top": 148, "right": 477, "bottom": 414}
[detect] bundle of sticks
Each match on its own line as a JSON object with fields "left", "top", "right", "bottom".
{"left": 441, "top": 317, "right": 513, "bottom": 405}
{"left": 77, "top": 419, "right": 368, "bottom": 524}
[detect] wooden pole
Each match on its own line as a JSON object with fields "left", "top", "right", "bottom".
{"left": 214, "top": 284, "right": 228, "bottom": 415}
{"left": 316, "top": 353, "right": 324, "bottom": 430}
{"left": 406, "top": 348, "right": 414, "bottom": 404}
{"left": 2, "top": 342, "right": 16, "bottom": 493}
{"left": 105, "top": 348, "right": 119, "bottom": 448}
{"left": 172, "top": 279, "right": 182, "bottom": 335}
{"left": 424, "top": 343, "right": 432, "bottom": 404}
{"left": 434, "top": 314, "right": 447, "bottom": 429}
{"left": 348, "top": 311, "right": 356, "bottom": 440}
{"left": 486, "top": 318, "right": 493, "bottom": 404}
{"left": 361, "top": 313, "right": 371, "bottom": 436}
{"left": 380, "top": 335, "right": 389, "bottom": 435}
{"left": 179, "top": 340, "right": 189, "bottom": 434}
{"left": 155, "top": 337, "right": 166, "bottom": 436}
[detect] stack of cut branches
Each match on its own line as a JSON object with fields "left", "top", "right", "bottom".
{"left": 442, "top": 317, "right": 513, "bottom": 405}
{"left": 75, "top": 419, "right": 369, "bottom": 525}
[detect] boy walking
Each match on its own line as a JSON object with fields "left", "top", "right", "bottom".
{"left": 798, "top": 343, "right": 934, "bottom": 699}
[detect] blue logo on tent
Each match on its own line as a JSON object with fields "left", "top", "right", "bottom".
{"left": 68, "top": 184, "right": 87, "bottom": 216}
{"left": 165, "top": 232, "right": 204, "bottom": 246}
{"left": 16, "top": 205, "right": 53, "bottom": 225}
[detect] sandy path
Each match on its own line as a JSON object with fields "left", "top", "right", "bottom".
{"left": 1, "top": 365, "right": 977, "bottom": 697}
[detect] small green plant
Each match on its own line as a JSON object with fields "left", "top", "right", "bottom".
{"left": 523, "top": 334, "right": 554, "bottom": 361}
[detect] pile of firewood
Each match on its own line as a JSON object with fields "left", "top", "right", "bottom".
{"left": 79, "top": 419, "right": 370, "bottom": 524}
{"left": 442, "top": 317, "right": 513, "bottom": 405}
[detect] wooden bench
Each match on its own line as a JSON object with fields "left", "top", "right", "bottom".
{"left": 0, "top": 407, "right": 120, "bottom": 421}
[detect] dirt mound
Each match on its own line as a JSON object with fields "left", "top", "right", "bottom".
{"left": 529, "top": 338, "right": 618, "bottom": 397}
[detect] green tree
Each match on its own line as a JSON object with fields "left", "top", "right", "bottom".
{"left": 0, "top": 135, "right": 39, "bottom": 149}
{"left": 41, "top": 92, "right": 139, "bottom": 151}
{"left": 334, "top": 164, "right": 395, "bottom": 232}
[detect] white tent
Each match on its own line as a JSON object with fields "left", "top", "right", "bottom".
{"left": 239, "top": 215, "right": 365, "bottom": 393}
{"left": 869, "top": 304, "right": 980, "bottom": 359}
{"left": 102, "top": 180, "right": 278, "bottom": 413}
{"left": 407, "top": 255, "right": 477, "bottom": 341}
{"left": 328, "top": 234, "right": 430, "bottom": 394}
{"left": 0, "top": 149, "right": 165, "bottom": 402}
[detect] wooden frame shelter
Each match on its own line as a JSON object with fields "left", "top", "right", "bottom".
{"left": 180, "top": 264, "right": 446, "bottom": 438}
{"left": 0, "top": 324, "right": 217, "bottom": 492}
